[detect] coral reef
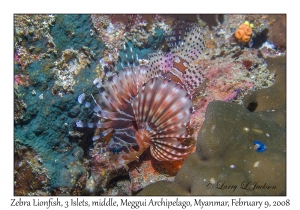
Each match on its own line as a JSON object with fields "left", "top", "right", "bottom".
{"left": 208, "top": 14, "right": 281, "bottom": 50}
{"left": 14, "top": 86, "right": 28, "bottom": 124}
{"left": 128, "top": 151, "right": 182, "bottom": 193}
{"left": 14, "top": 14, "right": 55, "bottom": 38}
{"left": 138, "top": 55, "right": 286, "bottom": 195}
{"left": 14, "top": 74, "right": 30, "bottom": 87}
{"left": 75, "top": 18, "right": 278, "bottom": 194}
{"left": 243, "top": 56, "right": 286, "bottom": 127}
{"left": 52, "top": 47, "right": 95, "bottom": 96}
{"left": 91, "top": 14, "right": 170, "bottom": 50}
{"left": 50, "top": 15, "right": 105, "bottom": 53}
{"left": 14, "top": 14, "right": 286, "bottom": 196}
{"left": 14, "top": 141, "right": 51, "bottom": 195}
{"left": 14, "top": 15, "right": 105, "bottom": 194}
{"left": 90, "top": 14, "right": 171, "bottom": 80}
{"left": 14, "top": 14, "right": 57, "bottom": 70}
{"left": 104, "top": 179, "right": 132, "bottom": 195}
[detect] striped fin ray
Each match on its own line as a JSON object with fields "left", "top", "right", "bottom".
{"left": 78, "top": 93, "right": 132, "bottom": 121}
{"left": 150, "top": 138, "right": 193, "bottom": 161}
{"left": 77, "top": 93, "right": 98, "bottom": 111}
{"left": 144, "top": 78, "right": 171, "bottom": 126}
{"left": 109, "top": 72, "right": 133, "bottom": 104}
{"left": 153, "top": 121, "right": 190, "bottom": 138}
{"left": 151, "top": 84, "right": 190, "bottom": 128}
{"left": 121, "top": 65, "right": 149, "bottom": 94}
{"left": 123, "top": 69, "right": 140, "bottom": 96}
{"left": 76, "top": 120, "right": 113, "bottom": 128}
{"left": 77, "top": 93, "right": 114, "bottom": 119}
{"left": 113, "top": 127, "right": 139, "bottom": 152}
{"left": 134, "top": 85, "right": 146, "bottom": 129}
{"left": 121, "top": 43, "right": 140, "bottom": 68}
{"left": 131, "top": 77, "right": 193, "bottom": 161}
{"left": 96, "top": 88, "right": 113, "bottom": 111}
{"left": 165, "top": 20, "right": 194, "bottom": 48}
{"left": 152, "top": 132, "right": 190, "bottom": 140}
{"left": 118, "top": 70, "right": 138, "bottom": 98}
{"left": 155, "top": 98, "right": 191, "bottom": 130}
{"left": 104, "top": 82, "right": 125, "bottom": 111}
{"left": 92, "top": 128, "right": 113, "bottom": 141}
{"left": 133, "top": 77, "right": 173, "bottom": 130}
{"left": 133, "top": 65, "right": 150, "bottom": 88}
{"left": 149, "top": 82, "right": 183, "bottom": 124}
{"left": 132, "top": 77, "right": 191, "bottom": 132}
{"left": 100, "top": 64, "right": 150, "bottom": 112}
{"left": 110, "top": 131, "right": 138, "bottom": 150}
{"left": 133, "top": 77, "right": 164, "bottom": 129}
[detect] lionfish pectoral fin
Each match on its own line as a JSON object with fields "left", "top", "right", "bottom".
{"left": 92, "top": 128, "right": 113, "bottom": 141}
{"left": 78, "top": 93, "right": 103, "bottom": 115}
{"left": 76, "top": 120, "right": 113, "bottom": 128}
{"left": 150, "top": 138, "right": 193, "bottom": 161}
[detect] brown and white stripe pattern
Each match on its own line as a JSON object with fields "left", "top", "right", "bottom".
{"left": 76, "top": 20, "right": 209, "bottom": 168}
{"left": 132, "top": 77, "right": 193, "bottom": 161}
{"left": 77, "top": 63, "right": 194, "bottom": 167}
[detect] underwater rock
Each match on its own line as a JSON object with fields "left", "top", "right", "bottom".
{"left": 138, "top": 56, "right": 286, "bottom": 195}
{"left": 243, "top": 56, "right": 286, "bottom": 128}
{"left": 14, "top": 142, "right": 51, "bottom": 196}
{"left": 50, "top": 14, "right": 104, "bottom": 54}
{"left": 268, "top": 15, "right": 286, "bottom": 48}
{"left": 68, "top": 105, "right": 81, "bottom": 118}
{"left": 31, "top": 121, "right": 45, "bottom": 135}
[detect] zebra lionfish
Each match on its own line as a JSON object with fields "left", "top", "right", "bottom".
{"left": 76, "top": 20, "right": 206, "bottom": 169}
